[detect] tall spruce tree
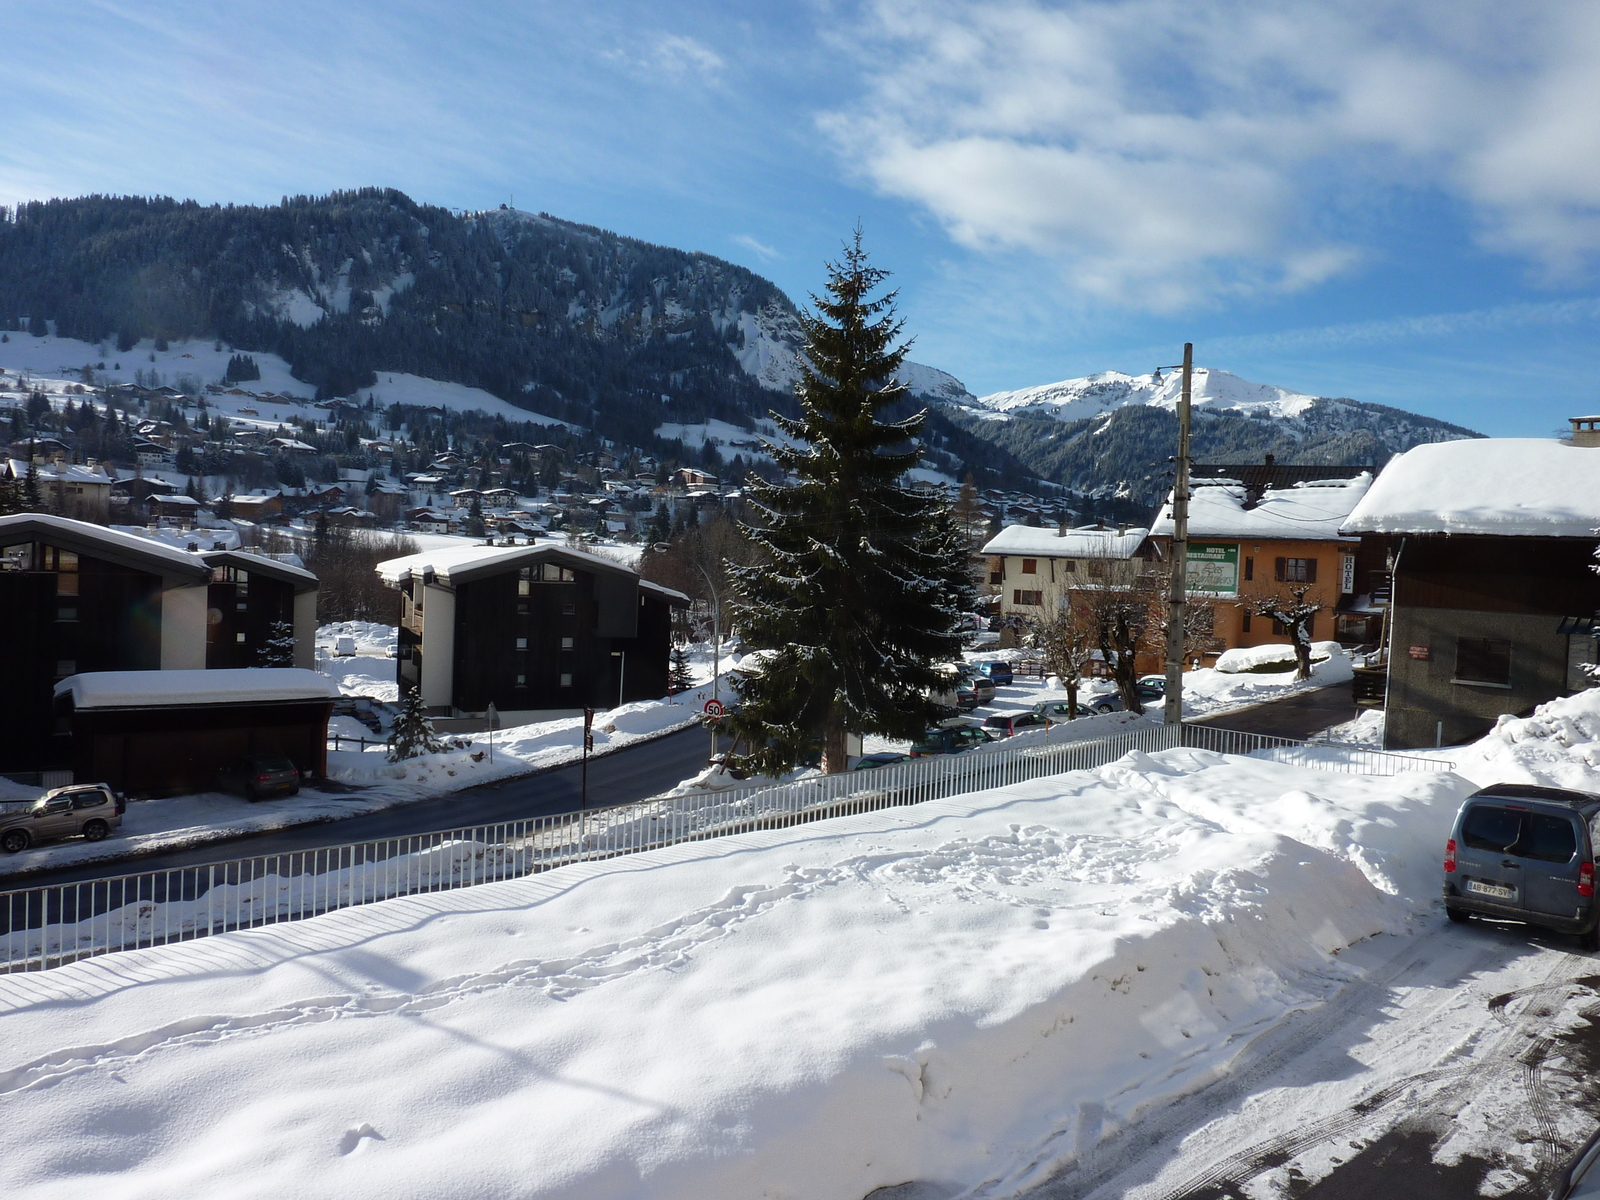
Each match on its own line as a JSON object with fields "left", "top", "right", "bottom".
{"left": 728, "top": 233, "right": 966, "bottom": 774}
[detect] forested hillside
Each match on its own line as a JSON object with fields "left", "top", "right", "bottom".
{"left": 0, "top": 189, "right": 1038, "bottom": 487}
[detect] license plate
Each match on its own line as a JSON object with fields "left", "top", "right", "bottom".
{"left": 1467, "top": 879, "right": 1515, "bottom": 900}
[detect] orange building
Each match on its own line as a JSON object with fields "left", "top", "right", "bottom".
{"left": 1151, "top": 473, "right": 1372, "bottom": 660}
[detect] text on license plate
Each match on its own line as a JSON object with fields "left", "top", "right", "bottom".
{"left": 1467, "top": 880, "right": 1515, "bottom": 899}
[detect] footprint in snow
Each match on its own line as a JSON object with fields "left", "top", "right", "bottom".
{"left": 338, "top": 1123, "right": 385, "bottom": 1156}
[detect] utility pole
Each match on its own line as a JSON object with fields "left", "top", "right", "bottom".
{"left": 1163, "top": 343, "right": 1193, "bottom": 727}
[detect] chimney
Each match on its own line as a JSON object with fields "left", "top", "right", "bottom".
{"left": 1116, "top": 522, "right": 1128, "bottom": 536}
{"left": 1570, "top": 417, "right": 1600, "bottom": 448}
{"left": 1262, "top": 452, "right": 1275, "bottom": 468}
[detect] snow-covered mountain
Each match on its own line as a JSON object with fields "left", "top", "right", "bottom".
{"left": 959, "top": 368, "right": 1319, "bottom": 424}
{"left": 939, "top": 366, "right": 1480, "bottom": 502}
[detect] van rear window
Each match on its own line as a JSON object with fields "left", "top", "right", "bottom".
{"left": 1523, "top": 813, "right": 1578, "bottom": 863}
{"left": 1462, "top": 805, "right": 1522, "bottom": 852}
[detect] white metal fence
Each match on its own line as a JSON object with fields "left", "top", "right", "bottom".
{"left": 0, "top": 723, "right": 1451, "bottom": 974}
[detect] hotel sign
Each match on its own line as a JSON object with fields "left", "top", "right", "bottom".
{"left": 1187, "top": 542, "right": 1239, "bottom": 596}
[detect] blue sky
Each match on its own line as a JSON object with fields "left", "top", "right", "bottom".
{"left": 3, "top": 1, "right": 1598, "bottom": 436}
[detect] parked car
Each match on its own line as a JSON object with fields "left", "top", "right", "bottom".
{"left": 973, "top": 660, "right": 1015, "bottom": 687}
{"left": 930, "top": 678, "right": 983, "bottom": 716}
{"left": 1084, "top": 684, "right": 1165, "bottom": 714}
{"left": 910, "top": 725, "right": 996, "bottom": 757}
{"left": 219, "top": 756, "right": 302, "bottom": 802}
{"left": 1137, "top": 675, "right": 1168, "bottom": 694}
{"left": 1443, "top": 783, "right": 1600, "bottom": 950}
{"left": 943, "top": 663, "right": 997, "bottom": 705}
{"left": 0, "top": 784, "right": 125, "bottom": 853}
{"left": 1553, "top": 1125, "right": 1600, "bottom": 1198}
{"left": 853, "top": 752, "right": 911, "bottom": 771}
{"left": 983, "top": 711, "right": 1050, "bottom": 738}
{"left": 1027, "top": 698, "right": 1097, "bottom": 722}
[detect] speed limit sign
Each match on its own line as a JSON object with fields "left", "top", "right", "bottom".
{"left": 702, "top": 698, "right": 725, "bottom": 719}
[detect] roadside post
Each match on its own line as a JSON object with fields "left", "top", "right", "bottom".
{"left": 703, "top": 697, "right": 725, "bottom": 763}
{"left": 581, "top": 707, "right": 594, "bottom": 810}
{"left": 485, "top": 701, "right": 499, "bottom": 765}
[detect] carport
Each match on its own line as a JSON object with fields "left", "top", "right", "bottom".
{"left": 53, "top": 669, "right": 337, "bottom": 795}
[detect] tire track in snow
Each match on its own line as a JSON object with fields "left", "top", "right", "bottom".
{"left": 1143, "top": 951, "right": 1591, "bottom": 1199}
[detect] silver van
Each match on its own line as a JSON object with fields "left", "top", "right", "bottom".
{"left": 1443, "top": 784, "right": 1600, "bottom": 950}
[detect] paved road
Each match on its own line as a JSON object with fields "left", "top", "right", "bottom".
{"left": 10, "top": 723, "right": 719, "bottom": 890}
{"left": 1190, "top": 679, "right": 1358, "bottom": 740}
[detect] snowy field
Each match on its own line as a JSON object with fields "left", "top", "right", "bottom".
{"left": 0, "top": 733, "right": 1478, "bottom": 1199}
{"left": 4, "top": 690, "right": 1599, "bottom": 1196}
{"left": 0, "top": 333, "right": 569, "bottom": 427}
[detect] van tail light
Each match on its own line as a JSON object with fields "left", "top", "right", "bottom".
{"left": 1581, "top": 862, "right": 1595, "bottom": 898}
{"left": 1444, "top": 839, "right": 1457, "bottom": 873}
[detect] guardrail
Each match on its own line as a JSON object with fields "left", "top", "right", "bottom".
{"left": 0, "top": 722, "right": 1451, "bottom": 975}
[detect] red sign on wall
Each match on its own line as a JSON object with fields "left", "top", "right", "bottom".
{"left": 1409, "top": 645, "right": 1431, "bottom": 660}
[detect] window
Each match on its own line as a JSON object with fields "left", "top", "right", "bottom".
{"left": 988, "top": 571, "right": 1002, "bottom": 585}
{"left": 542, "top": 563, "right": 575, "bottom": 582}
{"left": 559, "top": 673, "right": 573, "bottom": 688}
{"left": 55, "top": 659, "right": 76, "bottom": 677}
{"left": 1021, "top": 558, "right": 1038, "bottom": 575}
{"left": 515, "top": 637, "right": 528, "bottom": 650}
{"left": 561, "top": 636, "right": 574, "bottom": 650}
{"left": 1013, "top": 589, "right": 1043, "bottom": 606}
{"left": 1061, "top": 560, "right": 1075, "bottom": 573}
{"left": 1274, "top": 557, "right": 1316, "bottom": 583}
{"left": 57, "top": 602, "right": 77, "bottom": 623}
{"left": 515, "top": 673, "right": 527, "bottom": 686}
{"left": 1456, "top": 637, "right": 1511, "bottom": 686}
{"left": 1244, "top": 556, "right": 1254, "bottom": 582}
{"left": 1461, "top": 804, "right": 1521, "bottom": 852}
{"left": 1523, "top": 813, "right": 1577, "bottom": 863}
{"left": 563, "top": 602, "right": 576, "bottom": 616}
{"left": 1241, "top": 611, "right": 1252, "bottom": 633}
{"left": 236, "top": 632, "right": 246, "bottom": 643}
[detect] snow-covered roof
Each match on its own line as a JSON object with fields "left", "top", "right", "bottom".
{"left": 377, "top": 541, "right": 638, "bottom": 587}
{"left": 200, "top": 549, "right": 319, "bottom": 592}
{"left": 1152, "top": 474, "right": 1371, "bottom": 541}
{"left": 1342, "top": 439, "right": 1600, "bottom": 538}
{"left": 981, "top": 525, "right": 1150, "bottom": 558}
{"left": 55, "top": 668, "right": 337, "bottom": 709}
{"left": 0, "top": 513, "right": 211, "bottom": 580}
{"left": 639, "top": 579, "right": 691, "bottom": 606}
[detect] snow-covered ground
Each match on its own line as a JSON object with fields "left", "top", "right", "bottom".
{"left": 9, "top": 688, "right": 1600, "bottom": 1197}
{"left": 0, "top": 333, "right": 567, "bottom": 427}
{"left": 0, "top": 723, "right": 1476, "bottom": 1198}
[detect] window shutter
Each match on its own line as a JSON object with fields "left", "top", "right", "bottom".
{"left": 1305, "top": 558, "right": 1317, "bottom": 583}
{"left": 1274, "top": 557, "right": 1286, "bottom": 582}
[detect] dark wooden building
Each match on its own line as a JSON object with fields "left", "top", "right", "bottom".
{"left": 200, "top": 550, "right": 319, "bottom": 670}
{"left": 1343, "top": 432, "right": 1600, "bottom": 750}
{"left": 53, "top": 669, "right": 334, "bottom": 795}
{"left": 379, "top": 542, "right": 689, "bottom": 718}
{"left": 0, "top": 515, "right": 320, "bottom": 774}
{"left": 0, "top": 514, "right": 212, "bottom": 772}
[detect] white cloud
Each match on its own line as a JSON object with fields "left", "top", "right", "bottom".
{"left": 732, "top": 233, "right": 780, "bottom": 260}
{"left": 606, "top": 32, "right": 725, "bottom": 82}
{"left": 822, "top": 0, "right": 1600, "bottom": 310}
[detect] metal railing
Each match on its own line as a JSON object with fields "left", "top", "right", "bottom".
{"left": 0, "top": 723, "right": 1451, "bottom": 974}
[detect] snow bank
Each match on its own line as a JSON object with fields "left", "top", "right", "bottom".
{"left": 55, "top": 668, "right": 336, "bottom": 708}
{"left": 1447, "top": 687, "right": 1600, "bottom": 792}
{"left": 1215, "top": 640, "right": 1341, "bottom": 673}
{"left": 0, "top": 749, "right": 1470, "bottom": 1199}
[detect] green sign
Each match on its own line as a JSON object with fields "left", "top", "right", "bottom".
{"left": 1187, "top": 541, "right": 1239, "bottom": 595}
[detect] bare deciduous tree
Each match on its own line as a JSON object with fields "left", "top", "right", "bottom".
{"left": 1078, "top": 576, "right": 1163, "bottom": 713}
{"left": 1032, "top": 601, "right": 1097, "bottom": 716}
{"left": 1243, "top": 584, "right": 1325, "bottom": 680}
